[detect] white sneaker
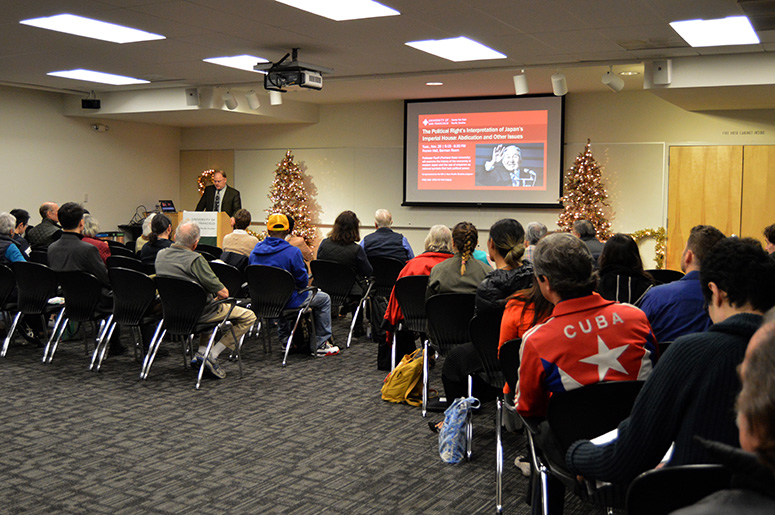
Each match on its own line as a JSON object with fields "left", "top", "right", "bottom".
{"left": 316, "top": 342, "right": 340, "bottom": 356}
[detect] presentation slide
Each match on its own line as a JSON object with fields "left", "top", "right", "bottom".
{"left": 404, "top": 96, "right": 564, "bottom": 207}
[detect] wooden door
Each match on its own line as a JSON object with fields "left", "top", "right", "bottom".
{"left": 666, "top": 146, "right": 743, "bottom": 270}
{"left": 741, "top": 146, "right": 775, "bottom": 246}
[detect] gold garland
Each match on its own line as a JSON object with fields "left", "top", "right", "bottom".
{"left": 197, "top": 169, "right": 219, "bottom": 195}
{"left": 630, "top": 227, "right": 666, "bottom": 269}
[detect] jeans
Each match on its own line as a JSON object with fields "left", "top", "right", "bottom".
{"left": 277, "top": 290, "right": 333, "bottom": 352}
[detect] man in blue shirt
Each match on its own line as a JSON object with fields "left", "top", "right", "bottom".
{"left": 360, "top": 209, "right": 414, "bottom": 263}
{"left": 249, "top": 213, "right": 337, "bottom": 356}
{"left": 638, "top": 225, "right": 725, "bottom": 343}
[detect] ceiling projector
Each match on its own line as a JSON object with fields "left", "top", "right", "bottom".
{"left": 256, "top": 48, "right": 332, "bottom": 92}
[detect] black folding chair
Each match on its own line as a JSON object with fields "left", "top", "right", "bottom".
{"left": 645, "top": 269, "right": 684, "bottom": 285}
{"left": 196, "top": 250, "right": 217, "bottom": 261}
{"left": 392, "top": 275, "right": 430, "bottom": 371}
{"left": 246, "top": 265, "right": 319, "bottom": 367}
{"left": 2, "top": 262, "right": 63, "bottom": 358}
{"left": 0, "top": 264, "right": 17, "bottom": 334}
{"left": 104, "top": 267, "right": 162, "bottom": 371}
{"left": 29, "top": 250, "right": 48, "bottom": 265}
{"left": 196, "top": 244, "right": 223, "bottom": 259}
{"left": 148, "top": 276, "right": 240, "bottom": 389}
{"left": 107, "top": 244, "right": 136, "bottom": 258}
{"left": 311, "top": 259, "right": 373, "bottom": 348}
{"left": 369, "top": 256, "right": 405, "bottom": 299}
{"left": 210, "top": 261, "right": 246, "bottom": 299}
{"left": 107, "top": 255, "right": 145, "bottom": 273}
{"left": 47, "top": 271, "right": 113, "bottom": 366}
{"left": 626, "top": 464, "right": 731, "bottom": 515}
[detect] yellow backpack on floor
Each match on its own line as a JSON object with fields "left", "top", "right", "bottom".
{"left": 381, "top": 348, "right": 424, "bottom": 406}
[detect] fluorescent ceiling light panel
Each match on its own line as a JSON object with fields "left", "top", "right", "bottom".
{"left": 203, "top": 55, "right": 270, "bottom": 73}
{"left": 20, "top": 14, "right": 164, "bottom": 44}
{"left": 406, "top": 36, "right": 506, "bottom": 62}
{"left": 48, "top": 69, "right": 149, "bottom": 85}
{"left": 670, "top": 16, "right": 759, "bottom": 47}
{"left": 274, "top": 0, "right": 400, "bottom": 21}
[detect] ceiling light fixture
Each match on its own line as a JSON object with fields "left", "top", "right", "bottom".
{"left": 551, "top": 71, "right": 567, "bottom": 96}
{"left": 20, "top": 14, "right": 164, "bottom": 44}
{"left": 274, "top": 0, "right": 400, "bottom": 21}
{"left": 426, "top": 82, "right": 443, "bottom": 86}
{"left": 618, "top": 71, "right": 640, "bottom": 76}
{"left": 513, "top": 70, "right": 529, "bottom": 95}
{"left": 269, "top": 90, "right": 283, "bottom": 105}
{"left": 406, "top": 36, "right": 506, "bottom": 62}
{"left": 246, "top": 90, "right": 261, "bottom": 109}
{"left": 222, "top": 91, "right": 238, "bottom": 110}
{"left": 670, "top": 16, "right": 759, "bottom": 47}
{"left": 602, "top": 66, "right": 624, "bottom": 92}
{"left": 203, "top": 55, "right": 269, "bottom": 73}
{"left": 48, "top": 69, "right": 149, "bottom": 85}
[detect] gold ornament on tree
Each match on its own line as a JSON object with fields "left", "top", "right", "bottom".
{"left": 266, "top": 150, "right": 316, "bottom": 246}
{"left": 630, "top": 227, "right": 666, "bottom": 269}
{"left": 197, "top": 169, "right": 218, "bottom": 195}
{"left": 557, "top": 139, "right": 613, "bottom": 240}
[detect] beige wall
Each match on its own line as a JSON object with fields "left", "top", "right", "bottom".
{"left": 0, "top": 85, "right": 181, "bottom": 233}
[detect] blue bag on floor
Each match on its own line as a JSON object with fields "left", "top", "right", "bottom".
{"left": 438, "top": 396, "right": 480, "bottom": 464}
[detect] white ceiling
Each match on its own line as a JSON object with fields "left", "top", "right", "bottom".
{"left": 3, "top": 0, "right": 775, "bottom": 126}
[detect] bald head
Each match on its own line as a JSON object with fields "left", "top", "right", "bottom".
{"left": 175, "top": 220, "right": 200, "bottom": 249}
{"left": 39, "top": 202, "right": 58, "bottom": 222}
{"left": 375, "top": 209, "right": 393, "bottom": 228}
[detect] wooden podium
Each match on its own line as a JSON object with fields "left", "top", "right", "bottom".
{"left": 171, "top": 211, "right": 231, "bottom": 247}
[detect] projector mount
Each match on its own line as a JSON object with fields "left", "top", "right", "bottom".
{"left": 256, "top": 48, "right": 333, "bottom": 92}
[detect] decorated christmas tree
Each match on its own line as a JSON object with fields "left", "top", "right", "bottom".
{"left": 557, "top": 139, "right": 613, "bottom": 240}
{"left": 267, "top": 150, "right": 316, "bottom": 245}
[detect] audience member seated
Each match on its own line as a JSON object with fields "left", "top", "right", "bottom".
{"left": 47, "top": 202, "right": 126, "bottom": 356}
{"left": 0, "top": 212, "right": 26, "bottom": 265}
{"left": 222, "top": 208, "right": 258, "bottom": 257}
{"left": 638, "top": 224, "right": 725, "bottom": 342}
{"left": 764, "top": 223, "right": 775, "bottom": 256}
{"left": 360, "top": 208, "right": 414, "bottom": 263}
{"left": 673, "top": 311, "right": 775, "bottom": 514}
{"left": 426, "top": 221, "right": 490, "bottom": 298}
{"left": 383, "top": 225, "right": 453, "bottom": 361}
{"left": 516, "top": 232, "right": 657, "bottom": 513}
{"left": 523, "top": 221, "right": 547, "bottom": 264}
{"left": 572, "top": 219, "right": 604, "bottom": 264}
{"left": 9, "top": 208, "right": 31, "bottom": 257}
{"left": 566, "top": 237, "right": 775, "bottom": 487}
{"left": 475, "top": 218, "right": 534, "bottom": 314}
{"left": 140, "top": 214, "right": 173, "bottom": 265}
{"left": 249, "top": 213, "right": 338, "bottom": 356}
{"left": 317, "top": 210, "right": 373, "bottom": 335}
{"left": 155, "top": 220, "right": 256, "bottom": 378}
{"left": 81, "top": 215, "right": 111, "bottom": 264}
{"left": 596, "top": 233, "right": 654, "bottom": 304}
{"left": 135, "top": 213, "right": 155, "bottom": 254}
{"left": 26, "top": 202, "right": 61, "bottom": 250}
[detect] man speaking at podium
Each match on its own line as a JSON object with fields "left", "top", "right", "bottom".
{"left": 195, "top": 170, "right": 241, "bottom": 217}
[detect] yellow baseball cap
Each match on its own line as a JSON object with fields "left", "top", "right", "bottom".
{"left": 267, "top": 213, "right": 289, "bottom": 231}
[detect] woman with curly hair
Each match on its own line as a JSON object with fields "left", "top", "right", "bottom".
{"left": 426, "top": 221, "right": 490, "bottom": 299}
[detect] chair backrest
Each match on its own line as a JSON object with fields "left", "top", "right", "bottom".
{"left": 154, "top": 276, "right": 209, "bottom": 336}
{"left": 469, "top": 310, "right": 505, "bottom": 390}
{"left": 626, "top": 464, "right": 732, "bottom": 515}
{"left": 109, "top": 267, "right": 158, "bottom": 326}
{"left": 393, "top": 275, "right": 430, "bottom": 334}
{"left": 425, "top": 293, "right": 476, "bottom": 356}
{"left": 56, "top": 270, "right": 104, "bottom": 322}
{"left": 196, "top": 249, "right": 217, "bottom": 261}
{"left": 369, "top": 256, "right": 405, "bottom": 298}
{"left": 196, "top": 244, "right": 223, "bottom": 259}
{"left": 107, "top": 255, "right": 145, "bottom": 273}
{"left": 108, "top": 245, "right": 136, "bottom": 258}
{"left": 0, "top": 264, "right": 14, "bottom": 307}
{"left": 245, "top": 265, "right": 295, "bottom": 319}
{"left": 29, "top": 249, "right": 49, "bottom": 265}
{"left": 209, "top": 261, "right": 244, "bottom": 298}
{"left": 106, "top": 240, "right": 125, "bottom": 252}
{"left": 645, "top": 269, "right": 685, "bottom": 285}
{"left": 310, "top": 259, "right": 356, "bottom": 309}
{"left": 547, "top": 380, "right": 645, "bottom": 453}
{"left": 499, "top": 338, "right": 521, "bottom": 393}
{"left": 12, "top": 261, "right": 59, "bottom": 315}
{"left": 220, "top": 251, "right": 249, "bottom": 272}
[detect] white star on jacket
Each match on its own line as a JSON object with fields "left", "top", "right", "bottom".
{"left": 579, "top": 336, "right": 629, "bottom": 381}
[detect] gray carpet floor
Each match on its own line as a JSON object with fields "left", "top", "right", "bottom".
{"left": 0, "top": 316, "right": 619, "bottom": 514}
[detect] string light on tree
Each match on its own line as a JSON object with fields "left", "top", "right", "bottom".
{"left": 197, "top": 169, "right": 217, "bottom": 195}
{"left": 557, "top": 139, "right": 613, "bottom": 240}
{"left": 267, "top": 150, "right": 316, "bottom": 246}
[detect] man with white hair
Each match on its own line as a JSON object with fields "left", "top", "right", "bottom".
{"left": 155, "top": 219, "right": 256, "bottom": 378}
{"left": 523, "top": 221, "right": 547, "bottom": 263}
{"left": 360, "top": 209, "right": 413, "bottom": 263}
{"left": 0, "top": 212, "right": 26, "bottom": 265}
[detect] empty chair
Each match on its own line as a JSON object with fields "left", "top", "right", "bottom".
{"left": 311, "top": 259, "right": 372, "bottom": 348}
{"left": 391, "top": 275, "right": 430, "bottom": 370}
{"left": 106, "top": 255, "right": 145, "bottom": 273}
{"left": 369, "top": 256, "right": 405, "bottom": 299}
{"left": 196, "top": 244, "right": 222, "bottom": 259}
{"left": 209, "top": 261, "right": 246, "bottom": 299}
{"left": 2, "top": 262, "right": 62, "bottom": 358}
{"left": 196, "top": 249, "right": 217, "bottom": 261}
{"left": 626, "top": 464, "right": 731, "bottom": 515}
{"left": 108, "top": 244, "right": 136, "bottom": 258}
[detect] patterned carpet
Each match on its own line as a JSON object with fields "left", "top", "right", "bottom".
{"left": 0, "top": 315, "right": 618, "bottom": 514}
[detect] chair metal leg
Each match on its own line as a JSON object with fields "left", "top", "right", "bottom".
{"left": 94, "top": 316, "right": 116, "bottom": 371}
{"left": 391, "top": 330, "right": 398, "bottom": 371}
{"left": 496, "top": 397, "right": 503, "bottom": 514}
{"left": 42, "top": 308, "right": 65, "bottom": 362}
{"left": 422, "top": 338, "right": 429, "bottom": 418}
{"left": 140, "top": 322, "right": 165, "bottom": 380}
{"left": 526, "top": 430, "right": 550, "bottom": 515}
{"left": 346, "top": 296, "right": 367, "bottom": 349}
{"left": 282, "top": 310, "right": 306, "bottom": 367}
{"left": 46, "top": 315, "right": 69, "bottom": 363}
{"left": 1, "top": 311, "right": 22, "bottom": 357}
{"left": 91, "top": 320, "right": 115, "bottom": 371}
{"left": 466, "top": 410, "right": 473, "bottom": 460}
{"left": 196, "top": 327, "right": 220, "bottom": 389}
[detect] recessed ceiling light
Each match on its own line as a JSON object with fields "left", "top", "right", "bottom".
{"left": 47, "top": 69, "right": 150, "bottom": 85}
{"left": 406, "top": 36, "right": 506, "bottom": 62}
{"left": 618, "top": 71, "right": 640, "bottom": 76}
{"left": 426, "top": 82, "right": 443, "bottom": 86}
{"left": 20, "top": 14, "right": 165, "bottom": 44}
{"left": 274, "top": 0, "right": 400, "bottom": 21}
{"left": 670, "top": 16, "right": 759, "bottom": 47}
{"left": 203, "top": 55, "right": 270, "bottom": 73}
